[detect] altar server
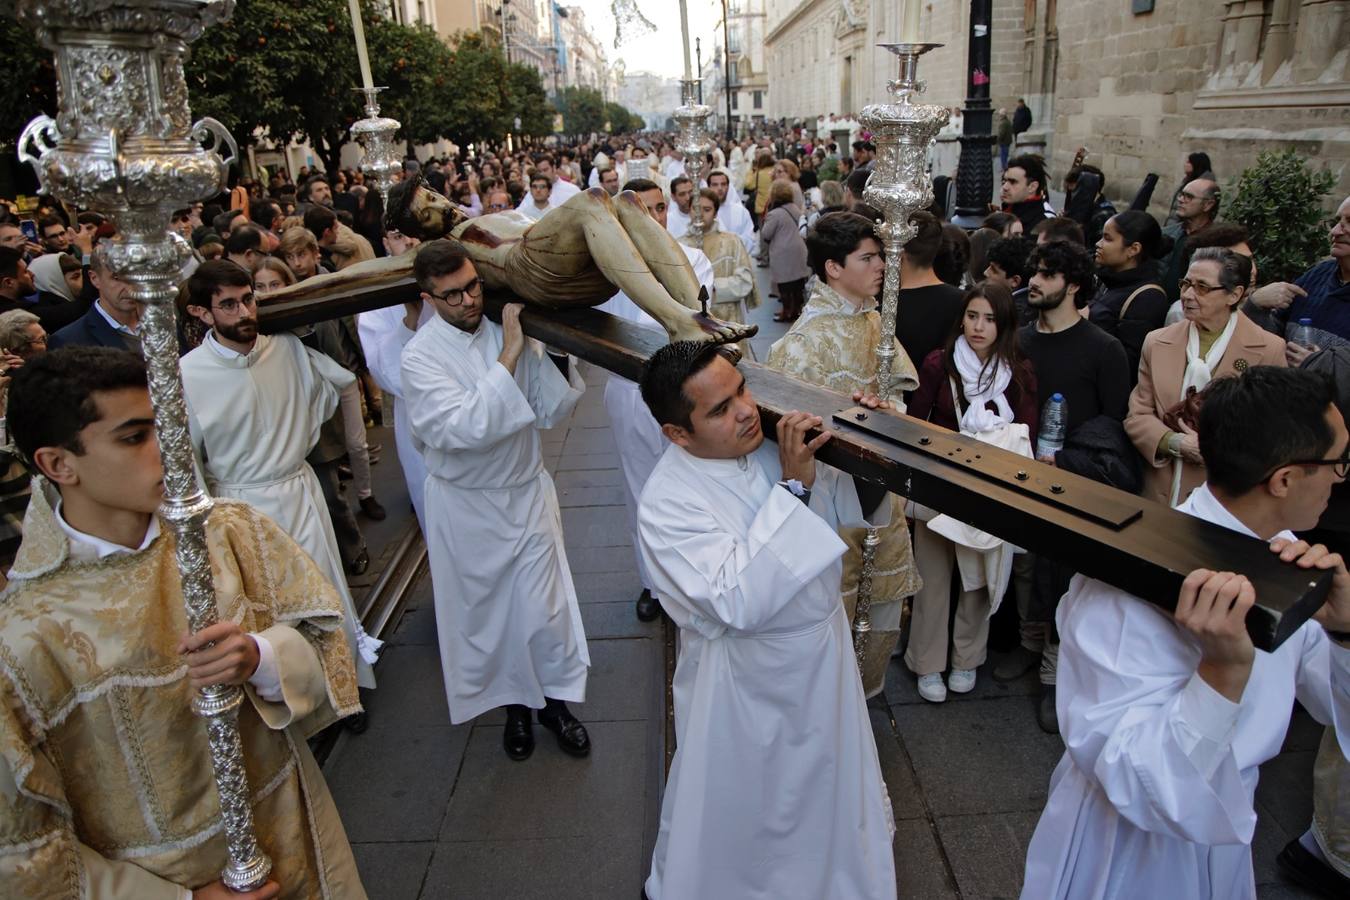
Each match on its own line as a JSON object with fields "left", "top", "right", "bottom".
{"left": 599, "top": 177, "right": 714, "bottom": 623}
{"left": 1022, "top": 366, "right": 1350, "bottom": 899}
{"left": 401, "top": 239, "right": 591, "bottom": 761}
{"left": 182, "top": 260, "right": 379, "bottom": 690}
{"left": 636, "top": 341, "right": 897, "bottom": 900}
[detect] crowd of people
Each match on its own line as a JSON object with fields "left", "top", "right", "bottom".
{"left": 0, "top": 123, "right": 1347, "bottom": 900}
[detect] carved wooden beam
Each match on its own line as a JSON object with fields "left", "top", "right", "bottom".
{"left": 259, "top": 286, "right": 1329, "bottom": 650}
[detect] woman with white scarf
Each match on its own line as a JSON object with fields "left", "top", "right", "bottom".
{"left": 1126, "top": 247, "right": 1286, "bottom": 506}
{"left": 906, "top": 283, "right": 1039, "bottom": 703}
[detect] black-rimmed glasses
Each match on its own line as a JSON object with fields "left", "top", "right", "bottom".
{"left": 428, "top": 277, "right": 483, "bottom": 306}
{"left": 213, "top": 294, "right": 257, "bottom": 314}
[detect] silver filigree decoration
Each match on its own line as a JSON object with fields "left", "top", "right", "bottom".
{"left": 673, "top": 79, "right": 712, "bottom": 240}
{"left": 611, "top": 0, "right": 655, "bottom": 48}
{"left": 853, "top": 42, "right": 948, "bottom": 673}
{"left": 7, "top": 0, "right": 269, "bottom": 890}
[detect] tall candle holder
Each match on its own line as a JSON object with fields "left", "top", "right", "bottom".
{"left": 852, "top": 42, "right": 949, "bottom": 672}
{"left": 673, "top": 78, "right": 713, "bottom": 240}
{"left": 350, "top": 86, "right": 403, "bottom": 206}
{"left": 11, "top": 0, "right": 270, "bottom": 891}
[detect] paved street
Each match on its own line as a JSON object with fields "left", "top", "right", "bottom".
{"left": 323, "top": 271, "right": 1322, "bottom": 898}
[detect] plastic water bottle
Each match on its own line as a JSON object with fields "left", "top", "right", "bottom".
{"left": 1036, "top": 393, "right": 1067, "bottom": 463}
{"left": 1290, "top": 317, "right": 1316, "bottom": 350}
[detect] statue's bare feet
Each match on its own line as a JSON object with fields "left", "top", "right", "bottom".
{"left": 666, "top": 311, "right": 759, "bottom": 346}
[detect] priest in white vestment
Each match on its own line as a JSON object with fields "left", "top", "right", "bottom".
{"left": 1022, "top": 366, "right": 1350, "bottom": 900}
{"left": 666, "top": 176, "right": 694, "bottom": 240}
{"left": 400, "top": 239, "right": 592, "bottom": 761}
{"left": 600, "top": 179, "right": 715, "bottom": 623}
{"left": 635, "top": 341, "right": 897, "bottom": 900}
{"left": 708, "top": 168, "right": 757, "bottom": 255}
{"left": 182, "top": 260, "right": 379, "bottom": 689}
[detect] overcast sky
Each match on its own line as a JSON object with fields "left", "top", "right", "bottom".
{"left": 570, "top": 0, "right": 725, "bottom": 80}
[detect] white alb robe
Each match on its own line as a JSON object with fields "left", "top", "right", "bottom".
{"left": 550, "top": 178, "right": 581, "bottom": 205}
{"left": 1022, "top": 483, "right": 1350, "bottom": 900}
{"left": 598, "top": 246, "right": 714, "bottom": 597}
{"left": 181, "top": 332, "right": 377, "bottom": 688}
{"left": 717, "top": 199, "right": 757, "bottom": 255}
{"left": 666, "top": 205, "right": 690, "bottom": 239}
{"left": 638, "top": 442, "right": 897, "bottom": 900}
{"left": 357, "top": 300, "right": 433, "bottom": 532}
{"left": 401, "top": 315, "right": 590, "bottom": 723}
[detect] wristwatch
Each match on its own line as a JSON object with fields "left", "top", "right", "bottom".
{"left": 779, "top": 479, "right": 811, "bottom": 505}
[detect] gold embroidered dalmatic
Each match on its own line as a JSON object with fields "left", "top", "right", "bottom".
{"left": 767, "top": 281, "right": 923, "bottom": 696}
{"left": 0, "top": 484, "right": 365, "bottom": 899}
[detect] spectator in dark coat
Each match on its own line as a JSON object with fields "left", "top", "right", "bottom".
{"left": 760, "top": 181, "right": 811, "bottom": 321}
{"left": 1089, "top": 210, "right": 1174, "bottom": 382}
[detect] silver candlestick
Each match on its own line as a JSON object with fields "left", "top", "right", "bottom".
{"left": 350, "top": 86, "right": 403, "bottom": 206}
{"left": 852, "top": 42, "right": 949, "bottom": 672}
{"left": 11, "top": 0, "right": 270, "bottom": 891}
{"left": 673, "top": 78, "right": 712, "bottom": 240}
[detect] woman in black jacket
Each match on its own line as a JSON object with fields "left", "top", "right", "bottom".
{"left": 1089, "top": 210, "right": 1173, "bottom": 383}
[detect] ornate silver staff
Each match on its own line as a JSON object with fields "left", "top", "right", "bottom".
{"left": 851, "top": 42, "right": 949, "bottom": 671}
{"left": 11, "top": 0, "right": 271, "bottom": 890}
{"left": 673, "top": 78, "right": 713, "bottom": 240}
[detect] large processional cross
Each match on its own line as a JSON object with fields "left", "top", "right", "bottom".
{"left": 9, "top": 0, "right": 1329, "bottom": 892}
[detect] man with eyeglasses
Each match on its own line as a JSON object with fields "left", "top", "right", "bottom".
{"left": 401, "top": 239, "right": 591, "bottom": 762}
{"left": 1022, "top": 365, "right": 1350, "bottom": 900}
{"left": 1161, "top": 177, "right": 1221, "bottom": 300}
{"left": 517, "top": 173, "right": 555, "bottom": 222}
{"left": 483, "top": 189, "right": 514, "bottom": 214}
{"left": 180, "top": 259, "right": 381, "bottom": 695}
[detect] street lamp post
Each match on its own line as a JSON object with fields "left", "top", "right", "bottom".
{"left": 721, "top": 0, "right": 734, "bottom": 140}
{"left": 951, "top": 0, "right": 997, "bottom": 229}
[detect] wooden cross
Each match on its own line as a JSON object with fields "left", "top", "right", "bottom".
{"left": 259, "top": 282, "right": 1329, "bottom": 651}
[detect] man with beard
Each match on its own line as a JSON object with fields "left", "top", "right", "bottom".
{"left": 181, "top": 260, "right": 380, "bottom": 692}
{"left": 1008, "top": 239, "right": 1130, "bottom": 730}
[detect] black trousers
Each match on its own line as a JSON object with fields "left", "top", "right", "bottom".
{"left": 311, "top": 459, "right": 365, "bottom": 566}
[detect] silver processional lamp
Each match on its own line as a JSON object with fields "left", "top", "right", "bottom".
{"left": 673, "top": 78, "right": 713, "bottom": 240}
{"left": 350, "top": 86, "right": 404, "bottom": 206}
{"left": 851, "top": 41, "right": 949, "bottom": 676}
{"left": 11, "top": 0, "right": 271, "bottom": 891}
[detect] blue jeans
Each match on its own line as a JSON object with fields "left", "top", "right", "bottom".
{"left": 999, "top": 144, "right": 1010, "bottom": 169}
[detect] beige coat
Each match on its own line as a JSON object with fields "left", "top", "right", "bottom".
{"left": 1125, "top": 312, "right": 1286, "bottom": 505}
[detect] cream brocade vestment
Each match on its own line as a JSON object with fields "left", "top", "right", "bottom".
{"left": 767, "top": 281, "right": 923, "bottom": 696}
{"left": 681, "top": 224, "right": 762, "bottom": 359}
{"left": 0, "top": 487, "right": 364, "bottom": 899}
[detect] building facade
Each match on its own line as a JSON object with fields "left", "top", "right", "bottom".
{"left": 763, "top": 1, "right": 1348, "bottom": 213}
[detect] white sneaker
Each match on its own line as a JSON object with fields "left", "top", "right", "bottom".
{"left": 947, "top": 668, "right": 976, "bottom": 694}
{"left": 917, "top": 673, "right": 947, "bottom": 703}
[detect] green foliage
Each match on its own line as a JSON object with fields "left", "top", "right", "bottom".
{"left": 554, "top": 86, "right": 606, "bottom": 136}
{"left": 367, "top": 21, "right": 457, "bottom": 147}
{"left": 188, "top": 0, "right": 362, "bottom": 172}
{"left": 604, "top": 101, "right": 643, "bottom": 134}
{"left": 505, "top": 63, "right": 556, "bottom": 137}
{"left": 1226, "top": 149, "right": 1338, "bottom": 284}
{"left": 0, "top": 18, "right": 57, "bottom": 151}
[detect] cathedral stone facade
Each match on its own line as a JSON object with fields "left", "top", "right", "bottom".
{"left": 765, "top": 1, "right": 1349, "bottom": 214}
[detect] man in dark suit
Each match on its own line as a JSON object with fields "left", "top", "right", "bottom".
{"left": 49, "top": 248, "right": 142, "bottom": 353}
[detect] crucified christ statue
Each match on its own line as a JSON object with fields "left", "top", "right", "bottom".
{"left": 263, "top": 177, "right": 758, "bottom": 346}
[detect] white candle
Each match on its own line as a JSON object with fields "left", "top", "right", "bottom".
{"left": 348, "top": 0, "right": 375, "bottom": 93}
{"left": 901, "top": 0, "right": 921, "bottom": 43}
{"left": 679, "top": 0, "right": 693, "bottom": 81}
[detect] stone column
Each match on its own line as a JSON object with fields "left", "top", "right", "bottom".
{"left": 1293, "top": 0, "right": 1349, "bottom": 83}
{"left": 1230, "top": 0, "right": 1266, "bottom": 67}
{"left": 1263, "top": 0, "right": 1296, "bottom": 83}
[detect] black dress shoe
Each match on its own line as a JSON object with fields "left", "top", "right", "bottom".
{"left": 538, "top": 706, "right": 591, "bottom": 757}
{"left": 343, "top": 711, "right": 369, "bottom": 734}
{"left": 1278, "top": 838, "right": 1350, "bottom": 897}
{"left": 503, "top": 710, "right": 534, "bottom": 761}
{"left": 1037, "top": 685, "right": 1059, "bottom": 735}
{"left": 635, "top": 589, "right": 660, "bottom": 622}
{"left": 346, "top": 548, "right": 370, "bottom": 576}
{"left": 359, "top": 495, "right": 387, "bottom": 521}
